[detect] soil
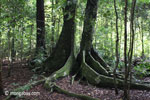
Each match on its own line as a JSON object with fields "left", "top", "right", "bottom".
{"left": 0, "top": 60, "right": 150, "bottom": 100}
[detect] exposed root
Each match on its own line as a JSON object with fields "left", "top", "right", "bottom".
{"left": 53, "top": 84, "right": 100, "bottom": 100}
{"left": 83, "top": 62, "right": 150, "bottom": 90}
{"left": 81, "top": 51, "right": 150, "bottom": 90}
{"left": 86, "top": 52, "right": 108, "bottom": 76}
{"left": 5, "top": 79, "right": 45, "bottom": 100}
{"left": 91, "top": 48, "right": 110, "bottom": 71}
{"left": 44, "top": 53, "right": 75, "bottom": 89}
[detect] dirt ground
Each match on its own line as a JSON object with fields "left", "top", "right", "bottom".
{"left": 0, "top": 60, "right": 150, "bottom": 100}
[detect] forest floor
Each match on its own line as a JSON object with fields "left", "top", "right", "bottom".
{"left": 0, "top": 60, "right": 150, "bottom": 100}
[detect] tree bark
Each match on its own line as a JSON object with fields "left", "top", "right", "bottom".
{"left": 75, "top": 0, "right": 110, "bottom": 77}
{"left": 30, "top": 24, "right": 33, "bottom": 55}
{"left": 11, "top": 27, "right": 16, "bottom": 62}
{"left": 141, "top": 21, "right": 144, "bottom": 58}
{"left": 7, "top": 27, "right": 12, "bottom": 77}
{"left": 36, "top": 0, "right": 46, "bottom": 54}
{"left": 51, "top": 0, "right": 55, "bottom": 50}
{"left": 0, "top": 28, "right": 3, "bottom": 95}
{"left": 43, "top": 0, "right": 77, "bottom": 74}
{"left": 21, "top": 23, "right": 24, "bottom": 61}
{"left": 0, "top": 58, "right": 3, "bottom": 96}
{"left": 113, "top": 0, "right": 119, "bottom": 95}
{"left": 124, "top": 0, "right": 129, "bottom": 99}
{"left": 80, "top": 0, "right": 98, "bottom": 52}
{"left": 128, "top": 0, "right": 137, "bottom": 99}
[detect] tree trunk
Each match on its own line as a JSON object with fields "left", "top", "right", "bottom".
{"left": 79, "top": 0, "right": 98, "bottom": 52}
{"left": 36, "top": 0, "right": 46, "bottom": 54}
{"left": 128, "top": 0, "right": 136, "bottom": 99}
{"left": 0, "top": 58, "right": 3, "bottom": 96}
{"left": 7, "top": 27, "right": 12, "bottom": 77}
{"left": 75, "top": 0, "right": 110, "bottom": 77}
{"left": 141, "top": 21, "right": 144, "bottom": 58}
{"left": 21, "top": 24, "right": 24, "bottom": 61}
{"left": 30, "top": 24, "right": 33, "bottom": 56}
{"left": 43, "top": 0, "right": 150, "bottom": 96}
{"left": 56, "top": 0, "right": 61, "bottom": 42}
{"left": 124, "top": 0, "right": 129, "bottom": 99}
{"left": 11, "top": 27, "right": 15, "bottom": 62}
{"left": 110, "top": 22, "right": 114, "bottom": 57}
{"left": 113, "top": 0, "right": 119, "bottom": 95}
{"left": 43, "top": 0, "right": 77, "bottom": 74}
{"left": 0, "top": 29, "right": 3, "bottom": 95}
{"left": 51, "top": 0, "right": 55, "bottom": 51}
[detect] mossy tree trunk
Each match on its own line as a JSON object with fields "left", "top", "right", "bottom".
{"left": 43, "top": 0, "right": 150, "bottom": 95}
{"left": 76, "top": 0, "right": 109, "bottom": 74}
{"left": 79, "top": 0, "right": 98, "bottom": 52}
{"left": 43, "top": 0, "right": 77, "bottom": 74}
{"left": 77, "top": 0, "right": 98, "bottom": 64}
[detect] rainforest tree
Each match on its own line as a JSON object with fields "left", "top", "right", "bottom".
{"left": 44, "top": 0, "right": 150, "bottom": 92}
{"left": 43, "top": 0, "right": 77, "bottom": 74}
{"left": 36, "top": 0, "right": 46, "bottom": 54}
{"left": 1, "top": 0, "right": 150, "bottom": 99}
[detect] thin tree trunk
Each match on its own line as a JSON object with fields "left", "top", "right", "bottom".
{"left": 124, "top": 0, "right": 129, "bottom": 99}
{"left": 21, "top": 25, "right": 24, "bottom": 61}
{"left": 141, "top": 21, "right": 144, "bottom": 58}
{"left": 119, "top": 19, "right": 123, "bottom": 58}
{"left": 11, "top": 27, "right": 15, "bottom": 62}
{"left": 0, "top": 5, "right": 4, "bottom": 92}
{"left": 0, "top": 29, "right": 4, "bottom": 95}
{"left": 7, "top": 27, "right": 12, "bottom": 77}
{"left": 134, "top": 19, "right": 137, "bottom": 56}
{"left": 51, "top": 0, "right": 55, "bottom": 51}
{"left": 113, "top": 0, "right": 119, "bottom": 95}
{"left": 56, "top": 0, "right": 60, "bottom": 42}
{"left": 128, "top": 0, "right": 136, "bottom": 100}
{"left": 30, "top": 24, "right": 33, "bottom": 56}
{"left": 0, "top": 58, "right": 3, "bottom": 95}
{"left": 111, "top": 22, "right": 114, "bottom": 57}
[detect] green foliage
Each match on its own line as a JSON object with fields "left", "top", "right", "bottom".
{"left": 134, "top": 62, "right": 150, "bottom": 77}
{"left": 0, "top": 0, "right": 150, "bottom": 78}
{"left": 32, "top": 54, "right": 46, "bottom": 72}
{"left": 10, "top": 83, "right": 20, "bottom": 86}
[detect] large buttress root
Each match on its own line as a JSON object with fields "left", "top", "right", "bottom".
{"left": 86, "top": 52, "right": 109, "bottom": 76}
{"left": 43, "top": 53, "right": 101, "bottom": 100}
{"left": 44, "top": 53, "right": 75, "bottom": 89}
{"left": 91, "top": 48, "right": 110, "bottom": 71}
{"left": 80, "top": 51, "right": 150, "bottom": 90}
